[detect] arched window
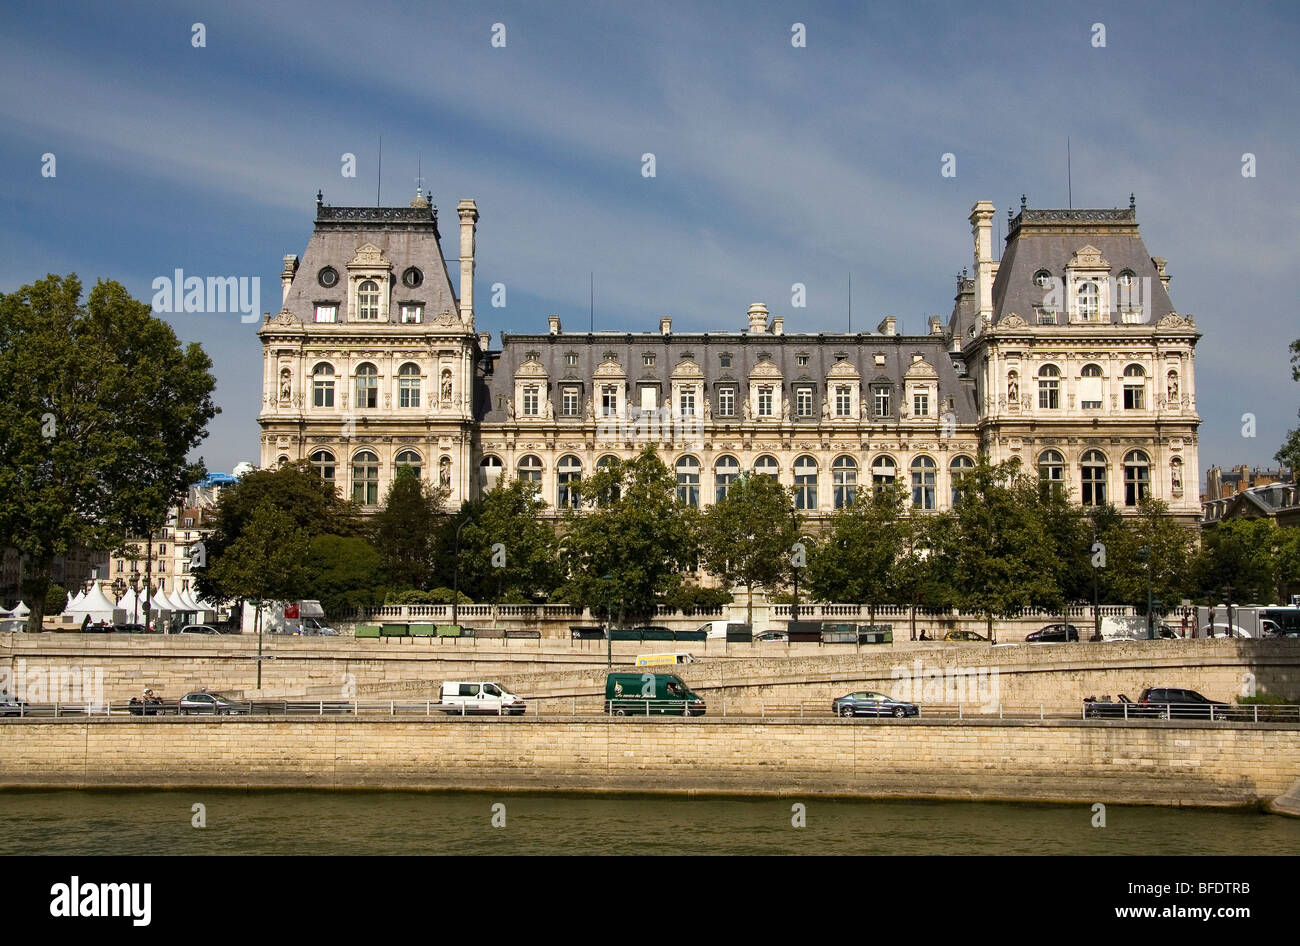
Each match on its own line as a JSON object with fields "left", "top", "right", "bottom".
{"left": 479, "top": 455, "right": 503, "bottom": 491}
{"left": 351, "top": 451, "right": 379, "bottom": 505}
{"left": 676, "top": 455, "right": 700, "bottom": 507}
{"left": 1123, "top": 450, "right": 1150, "bottom": 506}
{"left": 1038, "top": 450, "right": 1064, "bottom": 498}
{"left": 354, "top": 363, "right": 378, "bottom": 409}
{"left": 753, "top": 455, "right": 779, "bottom": 480}
{"left": 949, "top": 455, "right": 974, "bottom": 506}
{"left": 517, "top": 454, "right": 542, "bottom": 484}
{"left": 395, "top": 449, "right": 422, "bottom": 479}
{"left": 398, "top": 363, "right": 421, "bottom": 408}
{"left": 1080, "top": 363, "right": 1104, "bottom": 410}
{"left": 312, "top": 363, "right": 335, "bottom": 408}
{"left": 357, "top": 280, "right": 380, "bottom": 320}
{"left": 715, "top": 455, "right": 740, "bottom": 502}
{"left": 1081, "top": 450, "right": 1107, "bottom": 506}
{"left": 832, "top": 456, "right": 857, "bottom": 509}
{"left": 911, "top": 456, "right": 936, "bottom": 509}
{"left": 1037, "top": 364, "right": 1060, "bottom": 409}
{"left": 557, "top": 455, "right": 582, "bottom": 508}
{"left": 310, "top": 449, "right": 336, "bottom": 485}
{"left": 1076, "top": 280, "right": 1099, "bottom": 320}
{"left": 793, "top": 455, "right": 818, "bottom": 510}
{"left": 871, "top": 455, "right": 896, "bottom": 490}
{"left": 1123, "top": 364, "right": 1146, "bottom": 410}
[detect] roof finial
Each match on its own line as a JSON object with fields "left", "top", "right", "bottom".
{"left": 316, "top": 189, "right": 323, "bottom": 207}
{"left": 1020, "top": 194, "right": 1027, "bottom": 210}
{"left": 1129, "top": 192, "right": 1136, "bottom": 211}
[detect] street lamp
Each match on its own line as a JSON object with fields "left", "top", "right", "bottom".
{"left": 789, "top": 506, "right": 801, "bottom": 622}
{"left": 1090, "top": 524, "right": 1102, "bottom": 642}
{"left": 1139, "top": 545, "right": 1154, "bottom": 640}
{"left": 451, "top": 513, "right": 471, "bottom": 628}
{"left": 601, "top": 572, "right": 614, "bottom": 667}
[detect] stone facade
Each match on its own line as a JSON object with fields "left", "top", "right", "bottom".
{"left": 259, "top": 193, "right": 1201, "bottom": 525}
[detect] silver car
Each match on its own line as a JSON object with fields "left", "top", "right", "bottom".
{"left": 178, "top": 692, "right": 244, "bottom": 715}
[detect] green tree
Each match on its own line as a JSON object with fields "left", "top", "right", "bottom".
{"left": 196, "top": 461, "right": 359, "bottom": 603}
{"left": 1037, "top": 481, "right": 1093, "bottom": 627}
{"left": 698, "top": 471, "right": 799, "bottom": 626}
{"left": 1195, "top": 518, "right": 1278, "bottom": 604}
{"left": 806, "top": 481, "right": 908, "bottom": 629}
{"left": 1116, "top": 498, "right": 1196, "bottom": 616}
{"left": 0, "top": 275, "right": 218, "bottom": 631}
{"left": 949, "top": 457, "right": 1059, "bottom": 641}
{"left": 301, "top": 534, "right": 384, "bottom": 616}
{"left": 893, "top": 509, "right": 959, "bottom": 640}
{"left": 1276, "top": 408, "right": 1300, "bottom": 474}
{"left": 445, "top": 477, "right": 558, "bottom": 603}
{"left": 370, "top": 466, "right": 448, "bottom": 591}
{"left": 557, "top": 447, "right": 698, "bottom": 622}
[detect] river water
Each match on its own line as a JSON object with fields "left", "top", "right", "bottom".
{"left": 1, "top": 790, "right": 1297, "bottom": 855}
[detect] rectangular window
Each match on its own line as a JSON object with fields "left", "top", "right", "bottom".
{"left": 874, "top": 388, "right": 891, "bottom": 417}
{"left": 913, "top": 393, "right": 929, "bottom": 417}
{"left": 1124, "top": 384, "right": 1144, "bottom": 410}
{"left": 314, "top": 305, "right": 337, "bottom": 323}
{"left": 643, "top": 353, "right": 655, "bottom": 367}
{"left": 602, "top": 385, "right": 618, "bottom": 417}
{"left": 523, "top": 386, "right": 539, "bottom": 416}
{"left": 1038, "top": 380, "right": 1059, "bottom": 409}
{"left": 718, "top": 387, "right": 735, "bottom": 417}
{"left": 680, "top": 387, "right": 696, "bottom": 416}
{"left": 562, "top": 388, "right": 580, "bottom": 417}
{"left": 400, "top": 305, "right": 422, "bottom": 324}
{"left": 758, "top": 387, "right": 773, "bottom": 417}
{"left": 640, "top": 386, "right": 657, "bottom": 410}
{"left": 795, "top": 388, "right": 813, "bottom": 417}
{"left": 835, "top": 385, "right": 851, "bottom": 416}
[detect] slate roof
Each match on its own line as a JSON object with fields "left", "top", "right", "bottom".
{"left": 282, "top": 196, "right": 460, "bottom": 323}
{"left": 475, "top": 329, "right": 978, "bottom": 424}
{"left": 988, "top": 205, "right": 1176, "bottom": 327}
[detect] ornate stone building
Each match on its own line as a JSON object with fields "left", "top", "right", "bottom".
{"left": 258, "top": 192, "right": 1201, "bottom": 526}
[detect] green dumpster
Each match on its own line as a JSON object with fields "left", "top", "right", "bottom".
{"left": 436, "top": 624, "right": 463, "bottom": 637}
{"left": 380, "top": 623, "right": 409, "bottom": 637}
{"left": 354, "top": 624, "right": 381, "bottom": 639}
{"left": 408, "top": 623, "right": 436, "bottom": 637}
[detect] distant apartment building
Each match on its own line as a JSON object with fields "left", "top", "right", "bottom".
{"left": 1202, "top": 465, "right": 1299, "bottom": 527}
{"left": 107, "top": 505, "right": 216, "bottom": 598}
{"left": 0, "top": 545, "right": 110, "bottom": 608}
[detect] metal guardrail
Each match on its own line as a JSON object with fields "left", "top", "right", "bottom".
{"left": 5, "top": 699, "right": 1298, "bottom": 723}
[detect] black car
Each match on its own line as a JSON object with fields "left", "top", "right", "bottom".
{"left": 1084, "top": 694, "right": 1137, "bottom": 718}
{"left": 1026, "top": 624, "right": 1080, "bottom": 643}
{"left": 1137, "top": 687, "right": 1232, "bottom": 719}
{"left": 832, "top": 691, "right": 919, "bottom": 718}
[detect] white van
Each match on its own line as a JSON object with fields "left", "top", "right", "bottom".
{"left": 698, "top": 620, "right": 751, "bottom": 640}
{"left": 439, "top": 681, "right": 526, "bottom": 715}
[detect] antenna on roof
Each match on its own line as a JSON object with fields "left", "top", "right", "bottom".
{"left": 1066, "top": 137, "right": 1072, "bottom": 210}
{"left": 590, "top": 272, "right": 594, "bottom": 332}
{"left": 847, "top": 272, "right": 852, "bottom": 333}
{"left": 376, "top": 136, "right": 383, "bottom": 207}
{"left": 416, "top": 154, "right": 424, "bottom": 196}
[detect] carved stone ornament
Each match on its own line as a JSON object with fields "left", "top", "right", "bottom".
{"left": 274, "top": 308, "right": 300, "bottom": 326}
{"left": 434, "top": 309, "right": 460, "bottom": 327}
{"left": 999, "top": 312, "right": 1027, "bottom": 328}
{"left": 1156, "top": 313, "right": 1189, "bottom": 328}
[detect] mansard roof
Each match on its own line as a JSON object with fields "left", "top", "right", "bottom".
{"left": 475, "top": 324, "right": 977, "bottom": 423}
{"left": 280, "top": 194, "right": 461, "bottom": 325}
{"left": 990, "top": 203, "right": 1177, "bottom": 326}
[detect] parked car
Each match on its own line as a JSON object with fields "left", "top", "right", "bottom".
{"left": 1137, "top": 687, "right": 1232, "bottom": 719}
{"left": 1083, "top": 694, "right": 1137, "bottom": 718}
{"left": 1201, "top": 623, "right": 1253, "bottom": 639}
{"left": 832, "top": 691, "right": 919, "bottom": 718}
{"left": 114, "top": 623, "right": 150, "bottom": 634}
{"left": 943, "top": 630, "right": 989, "bottom": 642}
{"left": 178, "top": 691, "right": 244, "bottom": 715}
{"left": 1026, "top": 624, "right": 1080, "bottom": 643}
{"left": 179, "top": 625, "right": 221, "bottom": 635}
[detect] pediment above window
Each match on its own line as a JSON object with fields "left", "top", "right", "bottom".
{"left": 348, "top": 243, "right": 391, "bottom": 269}
{"left": 1067, "top": 244, "right": 1109, "bottom": 271}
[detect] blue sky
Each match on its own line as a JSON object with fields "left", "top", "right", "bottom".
{"left": 2, "top": 0, "right": 1298, "bottom": 484}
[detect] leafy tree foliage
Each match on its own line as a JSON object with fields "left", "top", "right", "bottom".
{"left": 806, "top": 482, "right": 909, "bottom": 627}
{"left": 557, "top": 447, "right": 698, "bottom": 622}
{"left": 698, "top": 470, "right": 799, "bottom": 626}
{"left": 370, "top": 467, "right": 448, "bottom": 591}
{"left": 445, "top": 477, "right": 558, "bottom": 604}
{"left": 301, "top": 535, "right": 384, "bottom": 616}
{"left": 0, "top": 275, "right": 217, "bottom": 630}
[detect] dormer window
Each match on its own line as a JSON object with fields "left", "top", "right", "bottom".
{"left": 399, "top": 304, "right": 423, "bottom": 324}
{"left": 873, "top": 386, "right": 891, "bottom": 417}
{"left": 1075, "top": 280, "right": 1099, "bottom": 321}
{"left": 719, "top": 354, "right": 733, "bottom": 369}
{"left": 795, "top": 386, "right": 814, "bottom": 417}
{"left": 357, "top": 280, "right": 380, "bottom": 320}
{"left": 522, "top": 385, "right": 540, "bottom": 416}
{"left": 913, "top": 392, "right": 929, "bottom": 417}
{"left": 314, "top": 304, "right": 337, "bottom": 323}
{"left": 643, "top": 353, "right": 656, "bottom": 368}
{"left": 1033, "top": 269, "right": 1053, "bottom": 288}
{"left": 758, "top": 386, "right": 774, "bottom": 416}
{"left": 835, "top": 385, "right": 852, "bottom": 416}
{"left": 566, "top": 352, "right": 579, "bottom": 367}
{"left": 797, "top": 354, "right": 809, "bottom": 368}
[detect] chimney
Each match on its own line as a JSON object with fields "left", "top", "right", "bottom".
{"left": 771, "top": 316, "right": 784, "bottom": 336}
{"left": 457, "top": 199, "right": 479, "bottom": 325}
{"left": 478, "top": 331, "right": 491, "bottom": 350}
{"left": 1152, "top": 257, "right": 1171, "bottom": 292}
{"left": 548, "top": 315, "right": 562, "bottom": 335}
{"left": 281, "top": 255, "right": 298, "bottom": 304}
{"left": 660, "top": 316, "right": 672, "bottom": 335}
{"left": 747, "top": 303, "right": 769, "bottom": 334}
{"left": 969, "top": 200, "right": 996, "bottom": 323}
{"left": 928, "top": 315, "right": 942, "bottom": 335}
{"left": 877, "top": 316, "right": 896, "bottom": 336}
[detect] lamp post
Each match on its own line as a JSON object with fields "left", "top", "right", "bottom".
{"left": 1139, "top": 544, "right": 1154, "bottom": 640}
{"left": 1090, "top": 523, "right": 1102, "bottom": 642}
{"left": 601, "top": 572, "right": 614, "bottom": 667}
{"left": 451, "top": 513, "right": 471, "bottom": 628}
{"left": 789, "top": 506, "right": 801, "bottom": 622}
{"left": 1222, "top": 582, "right": 1235, "bottom": 638}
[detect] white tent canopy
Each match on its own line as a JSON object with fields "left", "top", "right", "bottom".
{"left": 72, "top": 584, "right": 115, "bottom": 623}
{"left": 11, "top": 601, "right": 30, "bottom": 618}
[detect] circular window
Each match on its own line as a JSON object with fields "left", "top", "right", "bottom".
{"left": 1117, "top": 271, "right": 1135, "bottom": 287}
{"left": 318, "top": 266, "right": 339, "bottom": 288}
{"left": 1033, "top": 269, "right": 1053, "bottom": 288}
{"left": 402, "top": 266, "right": 423, "bottom": 288}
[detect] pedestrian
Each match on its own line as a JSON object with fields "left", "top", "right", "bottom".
{"left": 81, "top": 614, "right": 91, "bottom": 632}
{"left": 1180, "top": 615, "right": 1188, "bottom": 639}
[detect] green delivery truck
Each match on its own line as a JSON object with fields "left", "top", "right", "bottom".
{"left": 605, "top": 672, "right": 706, "bottom": 717}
